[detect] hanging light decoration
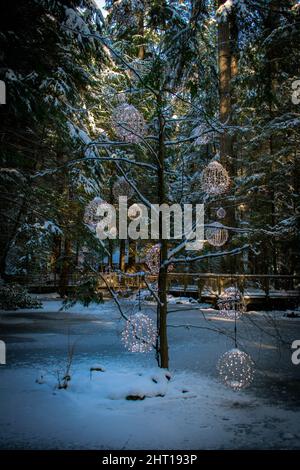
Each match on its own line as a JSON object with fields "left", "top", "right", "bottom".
{"left": 145, "top": 244, "right": 160, "bottom": 274}
{"left": 145, "top": 244, "right": 174, "bottom": 274}
{"left": 206, "top": 222, "right": 229, "bottom": 247}
{"left": 113, "top": 176, "right": 134, "bottom": 201}
{"left": 128, "top": 203, "right": 142, "bottom": 221}
{"left": 217, "top": 348, "right": 255, "bottom": 390}
{"left": 217, "top": 286, "right": 245, "bottom": 319}
{"left": 112, "top": 103, "right": 146, "bottom": 143}
{"left": 216, "top": 207, "right": 226, "bottom": 220}
{"left": 121, "top": 312, "right": 157, "bottom": 353}
{"left": 83, "top": 197, "right": 110, "bottom": 230}
{"left": 201, "top": 161, "right": 230, "bottom": 195}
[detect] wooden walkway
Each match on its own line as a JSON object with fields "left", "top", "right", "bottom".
{"left": 18, "top": 272, "right": 300, "bottom": 309}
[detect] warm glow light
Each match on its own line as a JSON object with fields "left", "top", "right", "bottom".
{"left": 217, "top": 286, "right": 245, "bottom": 319}
{"left": 121, "top": 312, "right": 157, "bottom": 353}
{"left": 216, "top": 207, "right": 226, "bottom": 219}
{"left": 112, "top": 103, "right": 146, "bottom": 143}
{"left": 201, "top": 161, "right": 230, "bottom": 195}
{"left": 206, "top": 222, "right": 229, "bottom": 247}
{"left": 217, "top": 348, "right": 255, "bottom": 390}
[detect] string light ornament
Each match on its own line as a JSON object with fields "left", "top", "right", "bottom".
{"left": 112, "top": 103, "right": 146, "bottom": 143}
{"left": 201, "top": 161, "right": 230, "bottom": 195}
{"left": 217, "top": 286, "right": 246, "bottom": 319}
{"left": 83, "top": 197, "right": 110, "bottom": 230}
{"left": 121, "top": 312, "right": 157, "bottom": 353}
{"left": 145, "top": 244, "right": 160, "bottom": 274}
{"left": 145, "top": 244, "right": 174, "bottom": 274}
{"left": 113, "top": 176, "right": 134, "bottom": 201}
{"left": 217, "top": 348, "right": 255, "bottom": 391}
{"left": 216, "top": 207, "right": 226, "bottom": 220}
{"left": 206, "top": 222, "right": 229, "bottom": 247}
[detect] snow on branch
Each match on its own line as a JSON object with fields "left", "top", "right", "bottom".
{"left": 169, "top": 244, "right": 250, "bottom": 265}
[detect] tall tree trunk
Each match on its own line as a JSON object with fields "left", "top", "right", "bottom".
{"left": 127, "top": 240, "right": 136, "bottom": 271}
{"left": 119, "top": 239, "right": 126, "bottom": 271}
{"left": 58, "top": 156, "right": 72, "bottom": 295}
{"left": 218, "top": 0, "right": 238, "bottom": 273}
{"left": 52, "top": 235, "right": 61, "bottom": 286}
{"left": 59, "top": 237, "right": 71, "bottom": 296}
{"left": 0, "top": 194, "right": 27, "bottom": 279}
{"left": 157, "top": 96, "right": 169, "bottom": 369}
{"left": 218, "top": 0, "right": 232, "bottom": 159}
{"left": 137, "top": 10, "right": 145, "bottom": 60}
{"left": 266, "top": 1, "right": 280, "bottom": 276}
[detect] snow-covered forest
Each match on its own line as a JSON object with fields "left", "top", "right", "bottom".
{"left": 0, "top": 0, "right": 300, "bottom": 453}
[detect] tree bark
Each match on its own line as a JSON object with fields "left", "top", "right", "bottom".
{"left": 119, "top": 239, "right": 126, "bottom": 271}
{"left": 137, "top": 10, "right": 145, "bottom": 60}
{"left": 157, "top": 96, "right": 169, "bottom": 369}
{"left": 218, "top": 1, "right": 238, "bottom": 273}
{"left": 59, "top": 237, "right": 71, "bottom": 296}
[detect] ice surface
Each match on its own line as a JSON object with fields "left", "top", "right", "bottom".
{"left": 0, "top": 300, "right": 300, "bottom": 449}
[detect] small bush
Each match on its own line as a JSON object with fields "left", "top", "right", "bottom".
{"left": 0, "top": 282, "right": 42, "bottom": 310}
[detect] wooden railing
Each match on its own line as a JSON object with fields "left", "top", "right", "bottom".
{"left": 9, "top": 272, "right": 300, "bottom": 298}
{"left": 166, "top": 273, "right": 300, "bottom": 298}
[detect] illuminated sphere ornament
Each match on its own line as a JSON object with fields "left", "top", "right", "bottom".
{"left": 84, "top": 197, "right": 109, "bottom": 230}
{"left": 145, "top": 244, "right": 160, "bottom": 275}
{"left": 217, "top": 348, "right": 255, "bottom": 390}
{"left": 206, "top": 222, "right": 229, "bottom": 247}
{"left": 145, "top": 244, "right": 174, "bottom": 274}
{"left": 217, "top": 286, "right": 245, "bottom": 319}
{"left": 216, "top": 207, "right": 226, "bottom": 219}
{"left": 121, "top": 312, "right": 157, "bottom": 353}
{"left": 113, "top": 176, "right": 134, "bottom": 201}
{"left": 112, "top": 103, "right": 146, "bottom": 143}
{"left": 201, "top": 161, "right": 230, "bottom": 195}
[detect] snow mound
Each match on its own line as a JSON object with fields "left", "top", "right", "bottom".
{"left": 89, "top": 368, "right": 173, "bottom": 400}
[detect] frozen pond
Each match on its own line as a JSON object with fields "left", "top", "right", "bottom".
{"left": 0, "top": 299, "right": 300, "bottom": 449}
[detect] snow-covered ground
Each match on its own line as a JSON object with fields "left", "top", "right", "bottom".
{"left": 0, "top": 299, "right": 300, "bottom": 449}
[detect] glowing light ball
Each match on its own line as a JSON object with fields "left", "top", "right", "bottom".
{"left": 113, "top": 176, "right": 134, "bottom": 201}
{"left": 201, "top": 161, "right": 230, "bottom": 195}
{"left": 216, "top": 207, "right": 226, "bottom": 219}
{"left": 112, "top": 103, "right": 146, "bottom": 143}
{"left": 217, "top": 348, "right": 255, "bottom": 390}
{"left": 83, "top": 197, "right": 110, "bottom": 230}
{"left": 217, "top": 286, "right": 245, "bottom": 319}
{"left": 145, "top": 244, "right": 174, "bottom": 274}
{"left": 121, "top": 312, "right": 157, "bottom": 353}
{"left": 206, "top": 222, "right": 229, "bottom": 247}
{"left": 145, "top": 244, "right": 160, "bottom": 274}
